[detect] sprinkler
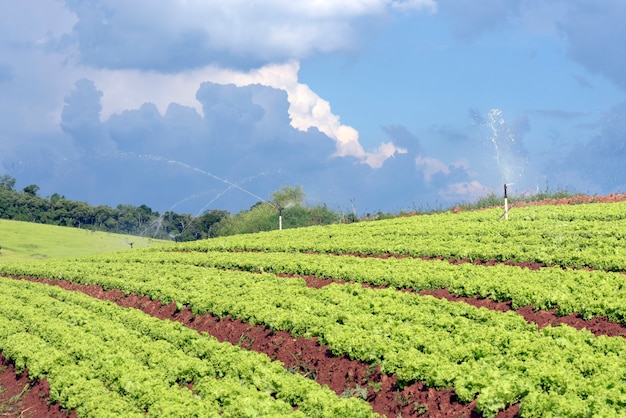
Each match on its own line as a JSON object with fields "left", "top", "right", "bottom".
{"left": 504, "top": 183, "right": 514, "bottom": 220}
{"left": 277, "top": 205, "right": 284, "bottom": 230}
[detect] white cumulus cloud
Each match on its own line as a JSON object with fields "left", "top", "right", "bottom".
{"left": 89, "top": 61, "right": 405, "bottom": 168}
{"left": 439, "top": 180, "right": 491, "bottom": 201}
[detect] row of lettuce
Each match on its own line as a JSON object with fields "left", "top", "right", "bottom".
{"left": 127, "top": 249, "right": 626, "bottom": 323}
{"left": 0, "top": 276, "right": 375, "bottom": 418}
{"left": 161, "top": 201, "right": 626, "bottom": 271}
{"left": 3, "top": 255, "right": 626, "bottom": 416}
{"left": 19, "top": 247, "right": 626, "bottom": 324}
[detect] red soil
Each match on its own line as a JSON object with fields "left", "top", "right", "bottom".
{"left": 5, "top": 272, "right": 626, "bottom": 416}
{"left": 3, "top": 276, "right": 519, "bottom": 417}
{"left": 0, "top": 354, "right": 76, "bottom": 418}
{"left": 298, "top": 275, "right": 626, "bottom": 338}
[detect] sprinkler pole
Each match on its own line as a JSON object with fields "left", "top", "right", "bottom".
{"left": 504, "top": 183, "right": 509, "bottom": 221}
{"left": 278, "top": 206, "right": 283, "bottom": 230}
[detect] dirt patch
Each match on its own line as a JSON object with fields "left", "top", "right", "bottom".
{"left": 0, "top": 354, "right": 75, "bottom": 418}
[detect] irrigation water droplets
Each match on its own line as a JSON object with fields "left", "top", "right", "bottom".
{"left": 486, "top": 109, "right": 527, "bottom": 185}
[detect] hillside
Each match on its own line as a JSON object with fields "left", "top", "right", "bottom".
{"left": 0, "top": 219, "right": 167, "bottom": 262}
{"left": 2, "top": 197, "right": 626, "bottom": 417}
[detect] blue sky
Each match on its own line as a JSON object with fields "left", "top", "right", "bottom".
{"left": 1, "top": 1, "right": 625, "bottom": 216}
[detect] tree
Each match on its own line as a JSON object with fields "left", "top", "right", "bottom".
{"left": 49, "top": 193, "right": 65, "bottom": 204}
{"left": 193, "top": 210, "right": 230, "bottom": 239}
{"left": 272, "top": 184, "right": 305, "bottom": 209}
{"left": 22, "top": 184, "right": 40, "bottom": 196}
{"left": 212, "top": 204, "right": 276, "bottom": 236}
{"left": 0, "top": 175, "right": 16, "bottom": 191}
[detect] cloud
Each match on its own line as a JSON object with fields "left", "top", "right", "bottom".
{"left": 439, "top": 180, "right": 491, "bottom": 201}
{"left": 391, "top": 0, "right": 437, "bottom": 12}
{"left": 415, "top": 156, "right": 472, "bottom": 182}
{"left": 86, "top": 61, "right": 404, "bottom": 168}
{"left": 438, "top": 0, "right": 626, "bottom": 90}
{"left": 54, "top": 79, "right": 343, "bottom": 212}
{"left": 48, "top": 75, "right": 486, "bottom": 215}
{"left": 1, "top": 0, "right": 76, "bottom": 44}
{"left": 413, "top": 154, "right": 492, "bottom": 204}
{"left": 428, "top": 124, "right": 470, "bottom": 143}
{"left": 62, "top": 0, "right": 436, "bottom": 71}
{"left": 415, "top": 156, "right": 450, "bottom": 182}
{"left": 556, "top": 1, "right": 626, "bottom": 90}
{"left": 381, "top": 124, "right": 421, "bottom": 150}
{"left": 546, "top": 100, "right": 626, "bottom": 193}
{"left": 571, "top": 73, "right": 592, "bottom": 89}
{"left": 61, "top": 79, "right": 113, "bottom": 152}
{"left": 1, "top": 0, "right": 441, "bottom": 215}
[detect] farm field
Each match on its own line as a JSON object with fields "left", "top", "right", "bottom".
{"left": 0, "top": 219, "right": 167, "bottom": 262}
{"left": 2, "top": 196, "right": 626, "bottom": 417}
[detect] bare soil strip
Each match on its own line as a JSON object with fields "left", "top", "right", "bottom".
{"left": 419, "top": 288, "right": 626, "bottom": 337}
{"left": 0, "top": 354, "right": 75, "bottom": 418}
{"left": 298, "top": 274, "right": 626, "bottom": 338}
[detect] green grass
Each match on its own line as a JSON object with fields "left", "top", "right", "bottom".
{"left": 0, "top": 220, "right": 168, "bottom": 262}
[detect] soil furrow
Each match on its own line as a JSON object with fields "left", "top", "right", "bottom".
{"left": 5, "top": 275, "right": 519, "bottom": 418}
{"left": 287, "top": 274, "right": 626, "bottom": 339}
{"left": 0, "top": 354, "right": 75, "bottom": 418}
{"left": 4, "top": 268, "right": 626, "bottom": 416}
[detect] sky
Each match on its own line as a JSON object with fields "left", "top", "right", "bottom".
{"left": 1, "top": 0, "right": 625, "bottom": 216}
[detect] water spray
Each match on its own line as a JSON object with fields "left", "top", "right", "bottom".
{"left": 163, "top": 158, "right": 289, "bottom": 230}
{"left": 140, "top": 155, "right": 288, "bottom": 231}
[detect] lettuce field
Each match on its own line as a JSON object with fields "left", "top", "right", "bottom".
{"left": 2, "top": 197, "right": 626, "bottom": 417}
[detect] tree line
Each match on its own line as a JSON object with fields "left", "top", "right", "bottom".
{"left": 0, "top": 175, "right": 349, "bottom": 241}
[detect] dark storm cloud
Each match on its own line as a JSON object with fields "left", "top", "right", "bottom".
{"left": 60, "top": 0, "right": 398, "bottom": 72}
{"left": 428, "top": 124, "right": 470, "bottom": 144}
{"left": 55, "top": 78, "right": 374, "bottom": 213}
{"left": 440, "top": 0, "right": 626, "bottom": 91}
{"left": 557, "top": 1, "right": 626, "bottom": 90}
{"left": 197, "top": 83, "right": 265, "bottom": 137}
{"left": 381, "top": 124, "right": 422, "bottom": 150}
{"left": 67, "top": 5, "right": 239, "bottom": 72}
{"left": 61, "top": 78, "right": 114, "bottom": 152}
{"left": 50, "top": 75, "right": 461, "bottom": 214}
{"left": 547, "top": 101, "right": 626, "bottom": 193}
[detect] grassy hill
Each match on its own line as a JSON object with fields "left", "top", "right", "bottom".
{"left": 0, "top": 219, "right": 168, "bottom": 262}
